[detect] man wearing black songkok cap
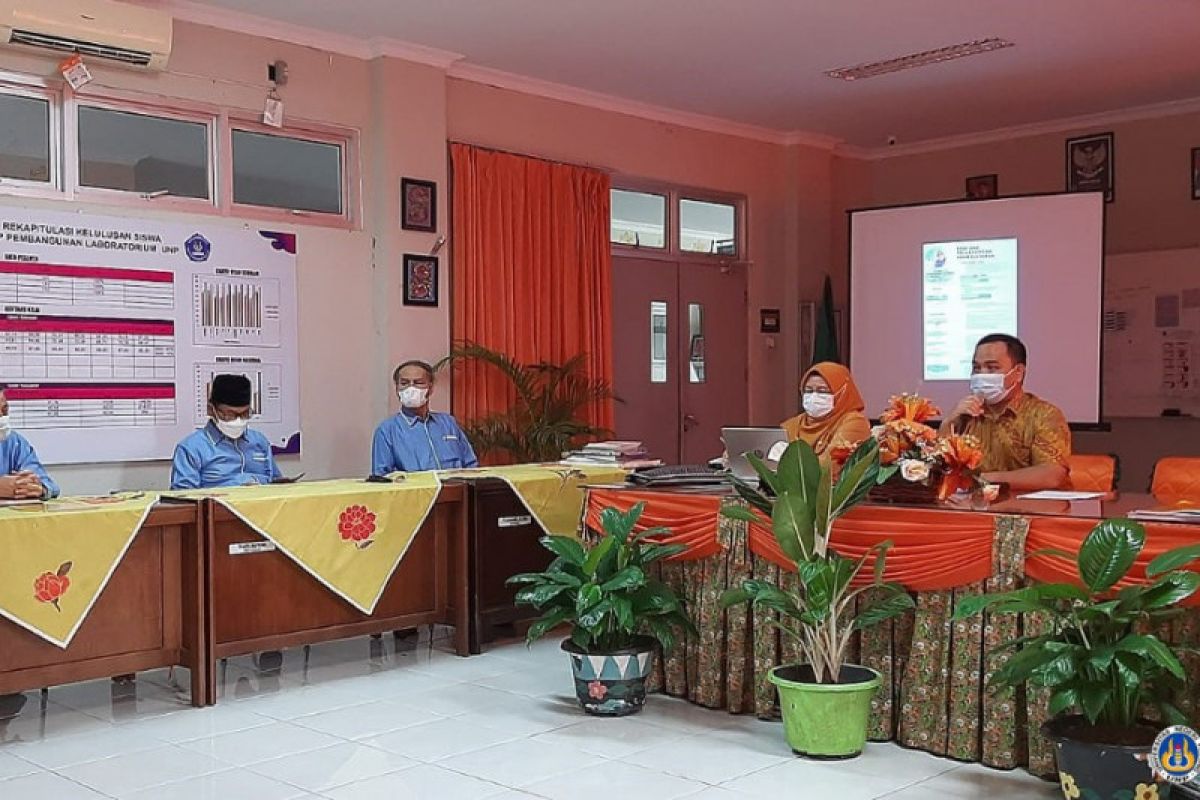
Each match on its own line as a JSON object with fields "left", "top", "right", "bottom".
{"left": 169, "top": 374, "right": 282, "bottom": 489}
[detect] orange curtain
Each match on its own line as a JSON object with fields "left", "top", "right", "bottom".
{"left": 748, "top": 506, "right": 996, "bottom": 590}
{"left": 450, "top": 143, "right": 614, "bottom": 433}
{"left": 1027, "top": 517, "right": 1200, "bottom": 606}
{"left": 584, "top": 488, "right": 723, "bottom": 561}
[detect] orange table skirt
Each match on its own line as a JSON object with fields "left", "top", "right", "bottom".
{"left": 583, "top": 487, "right": 1200, "bottom": 778}
{"left": 585, "top": 488, "right": 1200, "bottom": 595}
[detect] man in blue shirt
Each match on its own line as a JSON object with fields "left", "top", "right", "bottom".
{"left": 371, "top": 360, "right": 478, "bottom": 475}
{"left": 171, "top": 374, "right": 282, "bottom": 489}
{"left": 0, "top": 385, "right": 59, "bottom": 500}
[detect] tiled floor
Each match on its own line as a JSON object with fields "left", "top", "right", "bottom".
{"left": 0, "top": 632, "right": 1058, "bottom": 799}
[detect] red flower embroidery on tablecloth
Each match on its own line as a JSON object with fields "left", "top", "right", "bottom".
{"left": 338, "top": 505, "right": 377, "bottom": 549}
{"left": 34, "top": 561, "right": 72, "bottom": 612}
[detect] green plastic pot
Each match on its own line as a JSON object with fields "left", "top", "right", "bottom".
{"left": 770, "top": 663, "right": 881, "bottom": 759}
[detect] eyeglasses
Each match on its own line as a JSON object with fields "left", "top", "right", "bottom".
{"left": 212, "top": 406, "right": 252, "bottom": 421}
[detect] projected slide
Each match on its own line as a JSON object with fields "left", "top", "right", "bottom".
{"left": 922, "top": 238, "right": 1018, "bottom": 380}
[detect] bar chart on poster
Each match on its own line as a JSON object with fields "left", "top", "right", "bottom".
{"left": 0, "top": 207, "right": 301, "bottom": 463}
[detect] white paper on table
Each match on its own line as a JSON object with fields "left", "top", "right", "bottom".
{"left": 1017, "top": 490, "right": 1107, "bottom": 501}
{"left": 1130, "top": 509, "right": 1200, "bottom": 521}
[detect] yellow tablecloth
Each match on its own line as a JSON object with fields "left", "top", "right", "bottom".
{"left": 0, "top": 494, "right": 158, "bottom": 648}
{"left": 439, "top": 464, "right": 628, "bottom": 537}
{"left": 203, "top": 476, "right": 442, "bottom": 614}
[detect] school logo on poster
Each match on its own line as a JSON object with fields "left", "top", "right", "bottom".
{"left": 185, "top": 233, "right": 211, "bottom": 262}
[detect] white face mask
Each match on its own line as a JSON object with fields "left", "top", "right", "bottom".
{"left": 214, "top": 417, "right": 248, "bottom": 439}
{"left": 0, "top": 415, "right": 11, "bottom": 441}
{"left": 969, "top": 370, "right": 1015, "bottom": 405}
{"left": 398, "top": 386, "right": 429, "bottom": 409}
{"left": 802, "top": 392, "right": 835, "bottom": 419}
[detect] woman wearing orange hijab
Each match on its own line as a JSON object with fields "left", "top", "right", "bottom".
{"left": 781, "top": 362, "right": 871, "bottom": 457}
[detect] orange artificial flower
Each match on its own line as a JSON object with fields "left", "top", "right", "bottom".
{"left": 829, "top": 441, "right": 858, "bottom": 466}
{"left": 880, "top": 394, "right": 942, "bottom": 425}
{"left": 935, "top": 434, "right": 983, "bottom": 501}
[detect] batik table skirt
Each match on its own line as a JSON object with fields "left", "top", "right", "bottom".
{"left": 583, "top": 488, "right": 1200, "bottom": 777}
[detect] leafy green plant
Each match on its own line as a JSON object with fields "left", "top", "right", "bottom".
{"left": 720, "top": 438, "right": 915, "bottom": 684}
{"left": 507, "top": 501, "right": 696, "bottom": 652}
{"left": 953, "top": 519, "right": 1200, "bottom": 729}
{"left": 437, "top": 342, "right": 616, "bottom": 463}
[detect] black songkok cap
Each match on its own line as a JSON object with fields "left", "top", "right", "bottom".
{"left": 210, "top": 374, "right": 252, "bottom": 406}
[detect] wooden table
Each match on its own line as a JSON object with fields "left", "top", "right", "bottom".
{"left": 203, "top": 483, "right": 470, "bottom": 703}
{"left": 0, "top": 503, "right": 207, "bottom": 706}
{"left": 463, "top": 478, "right": 552, "bottom": 653}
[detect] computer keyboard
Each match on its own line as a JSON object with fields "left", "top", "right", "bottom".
{"left": 626, "top": 464, "right": 729, "bottom": 487}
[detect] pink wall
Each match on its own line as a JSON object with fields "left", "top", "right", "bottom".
{"left": 835, "top": 110, "right": 1200, "bottom": 285}
{"left": 446, "top": 78, "right": 834, "bottom": 425}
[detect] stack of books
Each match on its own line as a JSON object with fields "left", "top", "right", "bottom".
{"left": 561, "top": 441, "right": 662, "bottom": 470}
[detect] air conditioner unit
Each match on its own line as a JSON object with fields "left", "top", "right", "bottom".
{"left": 0, "top": 0, "right": 172, "bottom": 70}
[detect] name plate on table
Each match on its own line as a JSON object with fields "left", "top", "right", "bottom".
{"left": 229, "top": 541, "right": 277, "bottom": 556}
{"left": 497, "top": 515, "right": 533, "bottom": 528}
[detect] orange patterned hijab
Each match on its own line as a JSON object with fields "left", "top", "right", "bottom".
{"left": 786, "top": 362, "right": 867, "bottom": 452}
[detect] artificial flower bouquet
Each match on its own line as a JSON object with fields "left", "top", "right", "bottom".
{"left": 832, "top": 393, "right": 994, "bottom": 504}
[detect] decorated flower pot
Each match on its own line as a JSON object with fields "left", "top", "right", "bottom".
{"left": 1043, "top": 715, "right": 1173, "bottom": 800}
{"left": 561, "top": 636, "right": 657, "bottom": 716}
{"left": 770, "top": 663, "right": 880, "bottom": 759}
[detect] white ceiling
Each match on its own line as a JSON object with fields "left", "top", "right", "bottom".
{"left": 166, "top": 0, "right": 1200, "bottom": 148}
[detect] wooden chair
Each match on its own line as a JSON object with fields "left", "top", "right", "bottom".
{"left": 1151, "top": 457, "right": 1200, "bottom": 502}
{"left": 1067, "top": 453, "right": 1118, "bottom": 493}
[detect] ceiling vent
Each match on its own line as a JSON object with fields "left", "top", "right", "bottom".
{"left": 824, "top": 38, "right": 1013, "bottom": 81}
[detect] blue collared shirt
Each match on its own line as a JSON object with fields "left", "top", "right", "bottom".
{"left": 170, "top": 421, "right": 282, "bottom": 489}
{"left": 371, "top": 411, "right": 479, "bottom": 474}
{"left": 0, "top": 432, "right": 59, "bottom": 498}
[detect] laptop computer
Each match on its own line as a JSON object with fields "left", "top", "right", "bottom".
{"left": 722, "top": 427, "right": 788, "bottom": 483}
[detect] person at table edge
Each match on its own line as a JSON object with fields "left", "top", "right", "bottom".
{"left": 0, "top": 384, "right": 59, "bottom": 499}
{"left": 372, "top": 360, "right": 478, "bottom": 475}
{"left": 940, "top": 333, "right": 1071, "bottom": 493}
{"left": 781, "top": 362, "right": 872, "bottom": 459}
{"left": 170, "top": 374, "right": 282, "bottom": 489}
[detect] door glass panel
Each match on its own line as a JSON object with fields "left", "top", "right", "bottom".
{"left": 680, "top": 198, "right": 736, "bottom": 255}
{"left": 650, "top": 301, "right": 668, "bottom": 383}
{"left": 688, "top": 303, "right": 705, "bottom": 383}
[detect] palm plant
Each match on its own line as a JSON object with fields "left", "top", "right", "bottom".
{"left": 438, "top": 342, "right": 616, "bottom": 463}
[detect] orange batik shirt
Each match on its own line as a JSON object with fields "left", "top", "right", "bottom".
{"left": 959, "top": 392, "right": 1071, "bottom": 473}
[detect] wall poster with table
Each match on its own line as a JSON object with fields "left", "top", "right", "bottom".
{"left": 0, "top": 206, "right": 302, "bottom": 463}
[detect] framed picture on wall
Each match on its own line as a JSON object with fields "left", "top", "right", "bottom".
{"left": 1066, "top": 132, "right": 1114, "bottom": 202}
{"left": 1192, "top": 148, "right": 1200, "bottom": 200}
{"left": 402, "top": 254, "right": 438, "bottom": 306}
{"left": 401, "top": 178, "right": 437, "bottom": 232}
{"left": 965, "top": 174, "right": 998, "bottom": 200}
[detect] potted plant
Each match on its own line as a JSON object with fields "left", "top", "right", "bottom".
{"left": 438, "top": 342, "right": 617, "bottom": 463}
{"left": 720, "top": 438, "right": 916, "bottom": 758}
{"left": 507, "top": 501, "right": 694, "bottom": 716}
{"left": 953, "top": 518, "right": 1200, "bottom": 799}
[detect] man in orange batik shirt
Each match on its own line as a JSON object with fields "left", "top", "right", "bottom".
{"left": 940, "top": 333, "right": 1071, "bottom": 493}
